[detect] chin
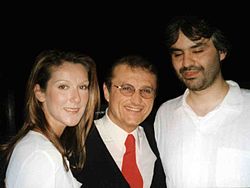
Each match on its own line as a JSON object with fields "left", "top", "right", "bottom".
{"left": 126, "top": 120, "right": 141, "bottom": 127}
{"left": 65, "top": 120, "right": 80, "bottom": 127}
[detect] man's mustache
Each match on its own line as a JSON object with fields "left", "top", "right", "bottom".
{"left": 179, "top": 66, "right": 203, "bottom": 74}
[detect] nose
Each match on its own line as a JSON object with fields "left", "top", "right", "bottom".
{"left": 182, "top": 52, "right": 194, "bottom": 67}
{"left": 70, "top": 88, "right": 81, "bottom": 103}
{"left": 130, "top": 90, "right": 143, "bottom": 104}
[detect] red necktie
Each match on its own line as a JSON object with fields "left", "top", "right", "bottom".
{"left": 122, "top": 134, "right": 143, "bottom": 188}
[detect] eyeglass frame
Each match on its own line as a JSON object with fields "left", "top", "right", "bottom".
{"left": 112, "top": 83, "right": 156, "bottom": 99}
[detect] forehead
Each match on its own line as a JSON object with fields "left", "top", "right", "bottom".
{"left": 112, "top": 64, "right": 157, "bottom": 86}
{"left": 172, "top": 31, "right": 211, "bottom": 49}
{"left": 50, "top": 62, "right": 88, "bottom": 79}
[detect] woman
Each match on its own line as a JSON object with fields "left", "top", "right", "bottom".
{"left": 1, "top": 49, "right": 100, "bottom": 187}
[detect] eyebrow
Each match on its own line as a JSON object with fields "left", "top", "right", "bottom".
{"left": 170, "top": 39, "right": 210, "bottom": 52}
{"left": 190, "top": 40, "right": 209, "bottom": 49}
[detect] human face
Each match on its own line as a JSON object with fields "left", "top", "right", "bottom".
{"left": 170, "top": 31, "right": 226, "bottom": 91}
{"left": 34, "top": 62, "right": 89, "bottom": 136}
{"left": 104, "top": 64, "right": 157, "bottom": 133}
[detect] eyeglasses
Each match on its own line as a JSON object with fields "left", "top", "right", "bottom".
{"left": 113, "top": 84, "right": 155, "bottom": 99}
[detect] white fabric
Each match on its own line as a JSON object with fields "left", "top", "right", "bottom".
{"left": 154, "top": 81, "right": 250, "bottom": 188}
{"left": 95, "top": 111, "right": 156, "bottom": 188}
{"left": 5, "top": 131, "right": 81, "bottom": 188}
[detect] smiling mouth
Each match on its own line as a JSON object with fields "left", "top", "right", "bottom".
{"left": 64, "top": 107, "right": 80, "bottom": 112}
{"left": 182, "top": 70, "right": 199, "bottom": 79}
{"left": 125, "top": 106, "right": 142, "bottom": 112}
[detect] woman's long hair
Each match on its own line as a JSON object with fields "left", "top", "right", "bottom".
{"left": 0, "top": 49, "right": 100, "bottom": 172}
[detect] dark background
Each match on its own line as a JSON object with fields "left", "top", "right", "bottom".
{"left": 1, "top": 7, "right": 250, "bottom": 142}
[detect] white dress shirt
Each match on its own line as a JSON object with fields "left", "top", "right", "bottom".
{"left": 154, "top": 81, "right": 250, "bottom": 188}
{"left": 95, "top": 111, "right": 156, "bottom": 188}
{"left": 6, "top": 131, "right": 81, "bottom": 188}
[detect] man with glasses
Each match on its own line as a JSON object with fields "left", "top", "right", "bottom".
{"left": 73, "top": 55, "right": 166, "bottom": 188}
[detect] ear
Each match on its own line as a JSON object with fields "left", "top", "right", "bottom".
{"left": 103, "top": 83, "right": 110, "bottom": 103}
{"left": 219, "top": 51, "right": 227, "bottom": 62}
{"left": 34, "top": 84, "right": 46, "bottom": 102}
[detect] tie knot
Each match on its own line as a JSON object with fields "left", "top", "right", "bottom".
{"left": 125, "top": 134, "right": 135, "bottom": 152}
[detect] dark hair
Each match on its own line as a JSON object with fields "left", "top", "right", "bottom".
{"left": 105, "top": 55, "right": 158, "bottom": 92}
{"left": 0, "top": 49, "right": 100, "bottom": 172}
{"left": 165, "top": 16, "right": 231, "bottom": 55}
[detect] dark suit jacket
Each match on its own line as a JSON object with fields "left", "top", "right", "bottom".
{"left": 73, "top": 119, "right": 167, "bottom": 188}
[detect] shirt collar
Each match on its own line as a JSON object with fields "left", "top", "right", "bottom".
{"left": 180, "top": 80, "right": 243, "bottom": 112}
{"left": 101, "top": 108, "right": 142, "bottom": 148}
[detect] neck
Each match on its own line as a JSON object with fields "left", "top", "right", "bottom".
{"left": 187, "top": 79, "right": 229, "bottom": 116}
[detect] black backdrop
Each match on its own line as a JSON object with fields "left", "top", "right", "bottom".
{"left": 1, "top": 11, "right": 250, "bottom": 141}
